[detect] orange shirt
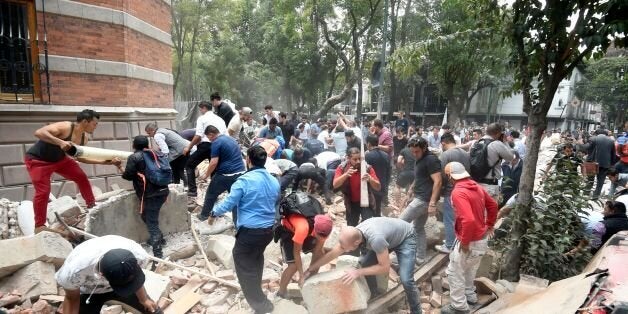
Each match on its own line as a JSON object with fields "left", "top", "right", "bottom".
{"left": 281, "top": 215, "right": 312, "bottom": 245}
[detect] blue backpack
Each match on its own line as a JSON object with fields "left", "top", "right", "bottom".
{"left": 142, "top": 149, "right": 172, "bottom": 186}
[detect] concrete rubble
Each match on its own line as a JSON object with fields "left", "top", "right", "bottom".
{"left": 0, "top": 199, "right": 23, "bottom": 240}
{"left": 302, "top": 268, "right": 371, "bottom": 313}
{"left": 0, "top": 231, "right": 72, "bottom": 278}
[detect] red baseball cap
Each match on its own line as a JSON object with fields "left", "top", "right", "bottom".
{"left": 314, "top": 215, "right": 333, "bottom": 237}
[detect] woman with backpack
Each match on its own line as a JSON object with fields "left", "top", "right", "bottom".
{"left": 122, "top": 135, "right": 170, "bottom": 258}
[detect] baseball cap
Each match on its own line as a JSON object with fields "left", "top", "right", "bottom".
{"left": 345, "top": 130, "right": 355, "bottom": 137}
{"left": 313, "top": 215, "right": 333, "bottom": 237}
{"left": 444, "top": 162, "right": 470, "bottom": 180}
{"left": 100, "top": 249, "right": 145, "bottom": 297}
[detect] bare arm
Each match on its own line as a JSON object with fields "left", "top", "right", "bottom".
{"left": 62, "top": 289, "right": 81, "bottom": 314}
{"left": 184, "top": 135, "right": 201, "bottom": 155}
{"left": 203, "top": 157, "right": 219, "bottom": 179}
{"left": 34, "top": 121, "right": 72, "bottom": 151}
{"left": 306, "top": 243, "right": 343, "bottom": 273}
{"left": 429, "top": 172, "right": 442, "bottom": 212}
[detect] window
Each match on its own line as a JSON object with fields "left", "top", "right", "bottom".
{"left": 0, "top": 0, "right": 40, "bottom": 103}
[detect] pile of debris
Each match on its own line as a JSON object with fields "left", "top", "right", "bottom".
{"left": 0, "top": 199, "right": 23, "bottom": 240}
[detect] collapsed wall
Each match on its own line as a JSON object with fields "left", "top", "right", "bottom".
{"left": 85, "top": 188, "right": 189, "bottom": 242}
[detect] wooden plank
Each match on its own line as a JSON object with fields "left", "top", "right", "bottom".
{"left": 366, "top": 254, "right": 449, "bottom": 313}
{"left": 39, "top": 295, "right": 65, "bottom": 302}
{"left": 163, "top": 292, "right": 202, "bottom": 314}
{"left": 170, "top": 275, "right": 206, "bottom": 300}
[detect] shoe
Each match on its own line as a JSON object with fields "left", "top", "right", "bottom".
{"left": 435, "top": 244, "right": 452, "bottom": 254}
{"left": 441, "top": 303, "right": 470, "bottom": 314}
{"left": 196, "top": 213, "right": 208, "bottom": 221}
{"left": 415, "top": 257, "right": 426, "bottom": 266}
{"left": 466, "top": 293, "right": 478, "bottom": 305}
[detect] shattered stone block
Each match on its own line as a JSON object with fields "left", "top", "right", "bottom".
{"left": 31, "top": 299, "right": 53, "bottom": 314}
{"left": 429, "top": 291, "right": 442, "bottom": 308}
{"left": 286, "top": 283, "right": 302, "bottom": 299}
{"left": 272, "top": 299, "right": 308, "bottom": 314}
{"left": 85, "top": 189, "right": 189, "bottom": 243}
{"left": 143, "top": 270, "right": 171, "bottom": 302}
{"left": 302, "top": 269, "right": 371, "bottom": 314}
{"left": 46, "top": 196, "right": 81, "bottom": 224}
{"left": 336, "top": 255, "right": 360, "bottom": 270}
{"left": 200, "top": 289, "right": 229, "bottom": 307}
{"left": 166, "top": 243, "right": 198, "bottom": 261}
{"left": 0, "top": 261, "right": 57, "bottom": 301}
{"left": 0, "top": 231, "right": 72, "bottom": 279}
{"left": 206, "top": 234, "right": 235, "bottom": 269}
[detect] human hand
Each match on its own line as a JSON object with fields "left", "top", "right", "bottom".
{"left": 362, "top": 173, "right": 372, "bottom": 182}
{"left": 110, "top": 157, "right": 122, "bottom": 166}
{"left": 459, "top": 243, "right": 470, "bottom": 254}
{"left": 486, "top": 227, "right": 495, "bottom": 239}
{"left": 303, "top": 270, "right": 312, "bottom": 280}
{"left": 141, "top": 299, "right": 157, "bottom": 313}
{"left": 341, "top": 269, "right": 361, "bottom": 285}
{"left": 298, "top": 274, "right": 305, "bottom": 287}
{"left": 59, "top": 141, "right": 73, "bottom": 152}
{"left": 346, "top": 167, "right": 358, "bottom": 176}
{"left": 183, "top": 147, "right": 190, "bottom": 156}
{"left": 428, "top": 203, "right": 437, "bottom": 214}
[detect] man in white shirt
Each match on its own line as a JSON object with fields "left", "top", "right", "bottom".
{"left": 317, "top": 125, "right": 330, "bottom": 150}
{"left": 145, "top": 123, "right": 190, "bottom": 186}
{"left": 183, "top": 101, "right": 227, "bottom": 199}
{"left": 55, "top": 235, "right": 157, "bottom": 314}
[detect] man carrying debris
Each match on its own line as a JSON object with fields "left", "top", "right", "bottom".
{"left": 55, "top": 235, "right": 159, "bottom": 313}
{"left": 196, "top": 125, "right": 246, "bottom": 222}
{"left": 209, "top": 145, "right": 280, "bottom": 314}
{"left": 122, "top": 135, "right": 170, "bottom": 258}
{"left": 183, "top": 101, "right": 226, "bottom": 204}
{"left": 277, "top": 214, "right": 333, "bottom": 298}
{"left": 25, "top": 109, "right": 122, "bottom": 233}
{"left": 304, "top": 217, "right": 421, "bottom": 314}
{"left": 145, "top": 122, "right": 190, "bottom": 187}
{"left": 272, "top": 158, "right": 299, "bottom": 192}
{"left": 441, "top": 162, "right": 498, "bottom": 314}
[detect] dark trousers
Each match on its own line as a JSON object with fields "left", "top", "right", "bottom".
{"left": 233, "top": 227, "right": 274, "bottom": 314}
{"left": 79, "top": 291, "right": 149, "bottom": 314}
{"left": 279, "top": 167, "right": 299, "bottom": 192}
{"left": 185, "top": 142, "right": 211, "bottom": 196}
{"left": 142, "top": 193, "right": 168, "bottom": 258}
{"left": 373, "top": 194, "right": 383, "bottom": 217}
{"left": 587, "top": 166, "right": 609, "bottom": 198}
{"left": 346, "top": 202, "right": 374, "bottom": 227}
{"left": 294, "top": 167, "right": 329, "bottom": 195}
{"left": 200, "top": 173, "right": 241, "bottom": 218}
{"left": 170, "top": 154, "right": 188, "bottom": 186}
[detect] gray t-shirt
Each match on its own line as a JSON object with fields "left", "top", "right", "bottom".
{"left": 440, "top": 147, "right": 470, "bottom": 196}
{"left": 274, "top": 159, "right": 297, "bottom": 173}
{"left": 399, "top": 147, "right": 416, "bottom": 172}
{"left": 357, "top": 217, "right": 414, "bottom": 254}
{"left": 485, "top": 136, "right": 515, "bottom": 180}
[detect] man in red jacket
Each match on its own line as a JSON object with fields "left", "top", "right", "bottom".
{"left": 441, "top": 162, "right": 498, "bottom": 314}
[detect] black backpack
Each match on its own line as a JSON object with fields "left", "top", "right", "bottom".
{"left": 469, "top": 138, "right": 495, "bottom": 181}
{"left": 273, "top": 191, "right": 324, "bottom": 242}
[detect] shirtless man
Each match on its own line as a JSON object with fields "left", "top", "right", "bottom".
{"left": 24, "top": 109, "right": 121, "bottom": 233}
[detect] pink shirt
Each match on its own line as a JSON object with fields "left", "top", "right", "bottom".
{"left": 378, "top": 128, "right": 394, "bottom": 158}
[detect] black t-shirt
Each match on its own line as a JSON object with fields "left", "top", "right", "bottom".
{"left": 279, "top": 121, "right": 295, "bottom": 142}
{"left": 365, "top": 148, "right": 391, "bottom": 191}
{"left": 293, "top": 148, "right": 313, "bottom": 167}
{"left": 346, "top": 137, "right": 362, "bottom": 152}
{"left": 399, "top": 147, "right": 416, "bottom": 172}
{"left": 215, "top": 102, "right": 235, "bottom": 126}
{"left": 413, "top": 151, "right": 441, "bottom": 201}
{"left": 393, "top": 136, "right": 408, "bottom": 157}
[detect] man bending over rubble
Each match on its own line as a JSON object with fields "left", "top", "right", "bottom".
{"left": 208, "top": 145, "right": 280, "bottom": 314}
{"left": 277, "top": 214, "right": 333, "bottom": 298}
{"left": 25, "top": 109, "right": 122, "bottom": 233}
{"left": 55, "top": 235, "right": 159, "bottom": 314}
{"left": 304, "top": 217, "right": 421, "bottom": 314}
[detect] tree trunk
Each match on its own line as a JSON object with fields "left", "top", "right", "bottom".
{"left": 447, "top": 97, "right": 464, "bottom": 127}
{"left": 315, "top": 79, "right": 355, "bottom": 119}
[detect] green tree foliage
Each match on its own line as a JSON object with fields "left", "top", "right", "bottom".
{"left": 576, "top": 56, "right": 628, "bottom": 129}
{"left": 496, "top": 165, "right": 591, "bottom": 282}
{"left": 390, "top": 0, "right": 508, "bottom": 126}
{"left": 501, "top": 0, "right": 627, "bottom": 281}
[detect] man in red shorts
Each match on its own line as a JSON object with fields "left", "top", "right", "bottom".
{"left": 24, "top": 109, "right": 122, "bottom": 233}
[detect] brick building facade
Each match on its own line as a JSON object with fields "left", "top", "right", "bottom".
{"left": 0, "top": 0, "right": 176, "bottom": 201}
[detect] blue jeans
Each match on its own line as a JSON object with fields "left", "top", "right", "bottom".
{"left": 361, "top": 233, "right": 421, "bottom": 314}
{"left": 200, "top": 173, "right": 241, "bottom": 218}
{"left": 443, "top": 196, "right": 455, "bottom": 250}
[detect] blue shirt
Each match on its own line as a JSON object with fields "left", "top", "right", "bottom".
{"left": 213, "top": 168, "right": 280, "bottom": 230}
{"left": 259, "top": 126, "right": 283, "bottom": 139}
{"left": 211, "top": 135, "right": 245, "bottom": 174}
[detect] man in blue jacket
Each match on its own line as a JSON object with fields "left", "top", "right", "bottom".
{"left": 209, "top": 145, "right": 280, "bottom": 314}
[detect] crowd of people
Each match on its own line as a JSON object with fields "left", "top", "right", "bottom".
{"left": 23, "top": 98, "right": 628, "bottom": 313}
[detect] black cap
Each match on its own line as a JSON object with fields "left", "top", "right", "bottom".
{"left": 345, "top": 130, "right": 354, "bottom": 136}
{"left": 100, "top": 249, "right": 145, "bottom": 297}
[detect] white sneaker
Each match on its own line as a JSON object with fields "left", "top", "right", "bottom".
{"left": 435, "top": 244, "right": 452, "bottom": 254}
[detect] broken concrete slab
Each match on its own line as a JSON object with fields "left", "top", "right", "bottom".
{"left": 144, "top": 270, "right": 171, "bottom": 302}
{"left": 272, "top": 298, "right": 308, "bottom": 314}
{"left": 85, "top": 188, "right": 189, "bottom": 243}
{"left": 31, "top": 299, "right": 53, "bottom": 314}
{"left": 496, "top": 279, "right": 516, "bottom": 293}
{"left": 167, "top": 244, "right": 198, "bottom": 261}
{"left": 474, "top": 277, "right": 508, "bottom": 298}
{"left": 200, "top": 288, "right": 229, "bottom": 307}
{"left": 336, "top": 255, "right": 360, "bottom": 269}
{"left": 46, "top": 196, "right": 81, "bottom": 224}
{"left": 429, "top": 291, "right": 442, "bottom": 308}
{"left": 0, "top": 231, "right": 72, "bottom": 279}
{"left": 206, "top": 234, "right": 235, "bottom": 269}
{"left": 0, "top": 261, "right": 57, "bottom": 301}
{"left": 302, "top": 269, "right": 371, "bottom": 314}
{"left": 286, "top": 283, "right": 302, "bottom": 299}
